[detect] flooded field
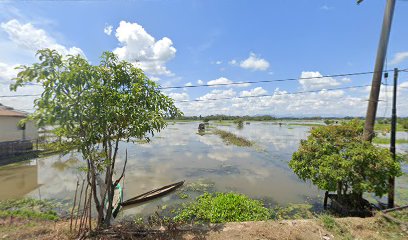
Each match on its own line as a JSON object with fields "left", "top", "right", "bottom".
{"left": 1, "top": 121, "right": 407, "bottom": 216}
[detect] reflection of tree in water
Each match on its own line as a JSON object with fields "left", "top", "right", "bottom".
{"left": 51, "top": 156, "right": 80, "bottom": 171}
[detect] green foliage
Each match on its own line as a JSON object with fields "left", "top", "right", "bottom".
{"left": 273, "top": 204, "right": 314, "bottom": 220}
{"left": 174, "top": 192, "right": 271, "bottom": 223}
{"left": 324, "top": 119, "right": 334, "bottom": 125}
{"left": 289, "top": 119, "right": 401, "bottom": 199}
{"left": 213, "top": 129, "right": 252, "bottom": 147}
{"left": 10, "top": 49, "right": 182, "bottom": 226}
{"left": 234, "top": 118, "right": 244, "bottom": 129}
{"left": 0, "top": 198, "right": 59, "bottom": 221}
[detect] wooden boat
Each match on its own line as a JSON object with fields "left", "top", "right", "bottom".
{"left": 121, "top": 180, "right": 184, "bottom": 207}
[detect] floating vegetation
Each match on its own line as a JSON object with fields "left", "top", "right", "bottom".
{"left": 135, "top": 139, "right": 149, "bottom": 144}
{"left": 173, "top": 192, "right": 271, "bottom": 223}
{"left": 0, "top": 198, "right": 61, "bottom": 221}
{"left": 181, "top": 180, "right": 215, "bottom": 193}
{"left": 272, "top": 203, "right": 315, "bottom": 220}
{"left": 213, "top": 129, "right": 253, "bottom": 147}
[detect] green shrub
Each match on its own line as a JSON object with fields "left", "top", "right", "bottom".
{"left": 289, "top": 119, "right": 401, "bottom": 205}
{"left": 174, "top": 192, "right": 271, "bottom": 223}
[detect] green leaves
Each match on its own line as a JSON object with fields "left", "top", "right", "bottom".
{"left": 174, "top": 192, "right": 271, "bottom": 223}
{"left": 289, "top": 119, "right": 401, "bottom": 197}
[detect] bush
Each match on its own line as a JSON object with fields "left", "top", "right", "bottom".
{"left": 289, "top": 119, "right": 401, "bottom": 205}
{"left": 174, "top": 192, "right": 271, "bottom": 223}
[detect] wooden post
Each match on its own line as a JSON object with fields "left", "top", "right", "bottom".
{"left": 388, "top": 68, "right": 398, "bottom": 208}
{"left": 363, "top": 0, "right": 396, "bottom": 141}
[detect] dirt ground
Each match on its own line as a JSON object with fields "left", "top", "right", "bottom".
{"left": 1, "top": 212, "right": 407, "bottom": 240}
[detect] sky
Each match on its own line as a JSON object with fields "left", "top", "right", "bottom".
{"left": 0, "top": 0, "right": 408, "bottom": 117}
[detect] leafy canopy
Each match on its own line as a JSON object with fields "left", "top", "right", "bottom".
{"left": 289, "top": 120, "right": 401, "bottom": 197}
{"left": 10, "top": 49, "right": 182, "bottom": 226}
{"left": 174, "top": 192, "right": 270, "bottom": 223}
{"left": 11, "top": 49, "right": 181, "bottom": 154}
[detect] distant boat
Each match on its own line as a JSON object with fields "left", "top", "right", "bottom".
{"left": 121, "top": 180, "right": 184, "bottom": 207}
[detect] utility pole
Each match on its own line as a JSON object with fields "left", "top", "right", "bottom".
{"left": 363, "top": 0, "right": 396, "bottom": 141}
{"left": 388, "top": 68, "right": 398, "bottom": 208}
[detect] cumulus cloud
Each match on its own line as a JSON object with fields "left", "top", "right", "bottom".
{"left": 229, "top": 59, "right": 237, "bottom": 65}
{"left": 207, "top": 77, "right": 232, "bottom": 86}
{"left": 0, "top": 19, "right": 85, "bottom": 112}
{"left": 299, "top": 71, "right": 341, "bottom": 90}
{"left": 239, "top": 52, "right": 270, "bottom": 71}
{"left": 168, "top": 92, "right": 189, "bottom": 102}
{"left": 0, "top": 62, "right": 18, "bottom": 83}
{"left": 240, "top": 87, "right": 267, "bottom": 97}
{"left": 113, "top": 21, "right": 176, "bottom": 76}
{"left": 103, "top": 25, "right": 113, "bottom": 35}
{"left": 198, "top": 89, "right": 236, "bottom": 101}
{"left": 197, "top": 80, "right": 204, "bottom": 85}
{"left": 1, "top": 19, "right": 85, "bottom": 57}
{"left": 390, "top": 51, "right": 408, "bottom": 65}
{"left": 207, "top": 77, "right": 250, "bottom": 88}
{"left": 184, "top": 82, "right": 193, "bottom": 87}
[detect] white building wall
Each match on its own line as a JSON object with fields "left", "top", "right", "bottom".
{"left": 0, "top": 116, "right": 38, "bottom": 142}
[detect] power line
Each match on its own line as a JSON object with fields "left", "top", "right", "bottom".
{"left": 159, "top": 70, "right": 385, "bottom": 90}
{"left": 1, "top": 68, "right": 407, "bottom": 99}
{"left": 1, "top": 68, "right": 407, "bottom": 92}
{"left": 175, "top": 85, "right": 371, "bottom": 103}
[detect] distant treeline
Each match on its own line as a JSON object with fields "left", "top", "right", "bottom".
{"left": 171, "top": 115, "right": 363, "bottom": 121}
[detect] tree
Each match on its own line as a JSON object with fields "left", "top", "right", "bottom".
{"left": 289, "top": 120, "right": 401, "bottom": 207}
{"left": 11, "top": 49, "right": 182, "bottom": 227}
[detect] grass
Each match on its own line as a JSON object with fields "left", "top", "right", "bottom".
{"left": 372, "top": 137, "right": 408, "bottom": 144}
{"left": 375, "top": 123, "right": 405, "bottom": 132}
{"left": 287, "top": 123, "right": 323, "bottom": 127}
{"left": 174, "top": 192, "right": 271, "bottom": 223}
{"left": 213, "top": 129, "right": 253, "bottom": 147}
{"left": 319, "top": 214, "right": 353, "bottom": 240}
{"left": 0, "top": 198, "right": 60, "bottom": 221}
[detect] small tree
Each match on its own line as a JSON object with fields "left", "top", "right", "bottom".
{"left": 11, "top": 49, "right": 181, "bottom": 227}
{"left": 289, "top": 120, "right": 401, "bottom": 207}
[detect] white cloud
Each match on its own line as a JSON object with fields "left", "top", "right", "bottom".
{"left": 0, "top": 19, "right": 85, "bottom": 112}
{"left": 320, "top": 5, "right": 333, "bottom": 11}
{"left": 197, "top": 80, "right": 204, "bottom": 85}
{"left": 211, "top": 60, "right": 222, "bottom": 65}
{"left": 390, "top": 51, "right": 408, "bottom": 65}
{"left": 239, "top": 52, "right": 270, "bottom": 71}
{"left": 184, "top": 82, "right": 193, "bottom": 87}
{"left": 168, "top": 92, "right": 189, "bottom": 102}
{"left": 103, "top": 25, "right": 113, "bottom": 36}
{"left": 1, "top": 19, "right": 85, "bottom": 57}
{"left": 299, "top": 71, "right": 341, "bottom": 90}
{"left": 240, "top": 87, "right": 267, "bottom": 97}
{"left": 207, "top": 77, "right": 233, "bottom": 86}
{"left": 0, "top": 62, "right": 18, "bottom": 83}
{"left": 113, "top": 21, "right": 176, "bottom": 76}
{"left": 206, "top": 77, "right": 250, "bottom": 88}
{"left": 341, "top": 77, "right": 352, "bottom": 83}
{"left": 229, "top": 59, "right": 237, "bottom": 65}
{"left": 198, "top": 89, "right": 236, "bottom": 101}
{"left": 400, "top": 81, "right": 408, "bottom": 89}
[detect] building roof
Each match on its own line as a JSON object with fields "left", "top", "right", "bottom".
{"left": 0, "top": 104, "right": 27, "bottom": 117}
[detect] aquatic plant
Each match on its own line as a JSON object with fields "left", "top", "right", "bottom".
{"left": 213, "top": 129, "right": 252, "bottom": 147}
{"left": 174, "top": 192, "right": 271, "bottom": 223}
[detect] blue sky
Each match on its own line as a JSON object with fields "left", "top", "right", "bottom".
{"left": 0, "top": 0, "right": 408, "bottom": 117}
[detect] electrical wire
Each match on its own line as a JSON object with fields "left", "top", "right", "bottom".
{"left": 175, "top": 85, "right": 370, "bottom": 103}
